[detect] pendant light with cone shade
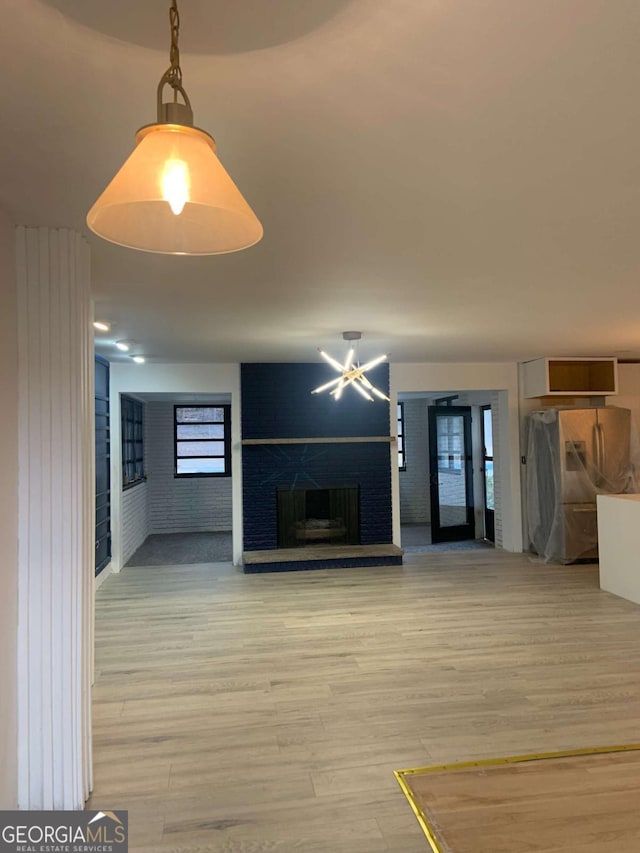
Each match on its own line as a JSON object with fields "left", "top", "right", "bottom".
{"left": 86, "top": 0, "right": 263, "bottom": 255}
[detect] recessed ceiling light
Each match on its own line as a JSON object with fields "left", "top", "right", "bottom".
{"left": 132, "top": 355, "right": 145, "bottom": 364}
{"left": 93, "top": 320, "right": 111, "bottom": 332}
{"left": 116, "top": 341, "right": 130, "bottom": 351}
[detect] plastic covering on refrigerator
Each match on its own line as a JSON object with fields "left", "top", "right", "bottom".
{"left": 526, "top": 407, "right": 640, "bottom": 563}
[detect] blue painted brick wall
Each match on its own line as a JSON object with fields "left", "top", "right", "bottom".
{"left": 241, "top": 364, "right": 392, "bottom": 550}
{"left": 241, "top": 363, "right": 390, "bottom": 439}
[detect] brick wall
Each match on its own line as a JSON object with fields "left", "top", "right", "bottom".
{"left": 399, "top": 398, "right": 430, "bottom": 523}
{"left": 121, "top": 481, "right": 149, "bottom": 565}
{"left": 241, "top": 363, "right": 392, "bottom": 550}
{"left": 145, "top": 401, "right": 232, "bottom": 533}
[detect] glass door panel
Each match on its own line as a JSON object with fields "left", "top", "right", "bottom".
{"left": 482, "top": 405, "right": 495, "bottom": 542}
{"left": 428, "top": 406, "right": 474, "bottom": 543}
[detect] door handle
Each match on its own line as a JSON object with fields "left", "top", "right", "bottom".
{"left": 597, "top": 423, "right": 606, "bottom": 481}
{"left": 593, "top": 423, "right": 605, "bottom": 487}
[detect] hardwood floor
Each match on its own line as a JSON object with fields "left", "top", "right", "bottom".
{"left": 89, "top": 550, "right": 640, "bottom": 852}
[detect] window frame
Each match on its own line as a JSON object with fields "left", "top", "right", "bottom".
{"left": 397, "top": 401, "right": 406, "bottom": 471}
{"left": 174, "top": 404, "right": 232, "bottom": 478}
{"left": 95, "top": 355, "right": 111, "bottom": 574}
{"left": 436, "top": 412, "right": 464, "bottom": 475}
{"left": 121, "top": 394, "right": 145, "bottom": 491}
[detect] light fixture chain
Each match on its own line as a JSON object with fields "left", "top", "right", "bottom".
{"left": 167, "top": 0, "right": 183, "bottom": 96}
{"left": 156, "top": 0, "right": 193, "bottom": 122}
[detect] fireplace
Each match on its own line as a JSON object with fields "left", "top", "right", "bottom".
{"left": 277, "top": 485, "right": 360, "bottom": 548}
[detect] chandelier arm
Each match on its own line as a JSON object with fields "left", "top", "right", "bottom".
{"left": 319, "top": 350, "right": 347, "bottom": 373}
{"left": 356, "top": 377, "right": 390, "bottom": 401}
{"left": 312, "top": 375, "right": 345, "bottom": 395}
{"left": 342, "top": 347, "right": 355, "bottom": 371}
{"left": 352, "top": 381, "right": 374, "bottom": 402}
{"left": 358, "top": 354, "right": 388, "bottom": 373}
{"left": 332, "top": 379, "right": 347, "bottom": 400}
{"left": 337, "top": 368, "right": 365, "bottom": 391}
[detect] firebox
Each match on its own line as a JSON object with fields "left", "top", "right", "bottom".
{"left": 277, "top": 485, "right": 360, "bottom": 548}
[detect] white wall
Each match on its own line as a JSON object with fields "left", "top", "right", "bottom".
{"left": 121, "top": 481, "right": 150, "bottom": 565}
{"left": 146, "top": 401, "right": 232, "bottom": 534}
{"left": 399, "top": 399, "right": 430, "bottom": 523}
{"left": 613, "top": 363, "right": 640, "bottom": 433}
{"left": 110, "top": 364, "right": 242, "bottom": 566}
{"left": 391, "top": 363, "right": 522, "bottom": 552}
{"left": 116, "top": 394, "right": 150, "bottom": 566}
{"left": 461, "top": 391, "right": 500, "bottom": 541}
{"left": 0, "top": 208, "right": 17, "bottom": 808}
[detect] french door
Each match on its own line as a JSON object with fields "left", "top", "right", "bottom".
{"left": 428, "top": 406, "right": 475, "bottom": 543}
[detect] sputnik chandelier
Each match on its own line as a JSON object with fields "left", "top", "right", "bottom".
{"left": 311, "top": 332, "right": 390, "bottom": 402}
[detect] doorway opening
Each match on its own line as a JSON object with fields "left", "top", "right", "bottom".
{"left": 399, "top": 390, "right": 500, "bottom": 552}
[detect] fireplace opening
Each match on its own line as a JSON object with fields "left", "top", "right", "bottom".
{"left": 277, "top": 485, "right": 360, "bottom": 548}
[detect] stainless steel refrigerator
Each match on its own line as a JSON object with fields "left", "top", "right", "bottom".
{"left": 526, "top": 406, "right": 632, "bottom": 562}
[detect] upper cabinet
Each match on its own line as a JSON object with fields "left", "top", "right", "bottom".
{"left": 521, "top": 357, "right": 618, "bottom": 398}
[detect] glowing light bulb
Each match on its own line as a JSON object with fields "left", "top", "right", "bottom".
{"left": 161, "top": 159, "right": 190, "bottom": 215}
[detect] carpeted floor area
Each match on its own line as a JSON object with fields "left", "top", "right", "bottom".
{"left": 126, "top": 531, "right": 232, "bottom": 566}
{"left": 406, "top": 540, "right": 494, "bottom": 553}
{"left": 401, "top": 523, "right": 494, "bottom": 552}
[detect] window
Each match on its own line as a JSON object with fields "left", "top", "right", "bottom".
{"left": 175, "top": 405, "right": 231, "bottom": 477}
{"left": 397, "top": 402, "right": 406, "bottom": 470}
{"left": 121, "top": 395, "right": 145, "bottom": 489}
{"left": 436, "top": 414, "right": 463, "bottom": 474}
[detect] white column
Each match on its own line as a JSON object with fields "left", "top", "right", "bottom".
{"left": 15, "top": 227, "right": 93, "bottom": 809}
{"left": 0, "top": 209, "right": 18, "bottom": 809}
{"left": 232, "top": 386, "right": 243, "bottom": 565}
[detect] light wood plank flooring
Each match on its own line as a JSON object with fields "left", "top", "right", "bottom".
{"left": 90, "top": 550, "right": 640, "bottom": 852}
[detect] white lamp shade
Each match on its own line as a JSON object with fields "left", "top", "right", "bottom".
{"left": 86, "top": 124, "right": 263, "bottom": 255}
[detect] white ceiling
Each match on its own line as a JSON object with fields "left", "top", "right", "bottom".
{"left": 2, "top": 0, "right": 640, "bottom": 365}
